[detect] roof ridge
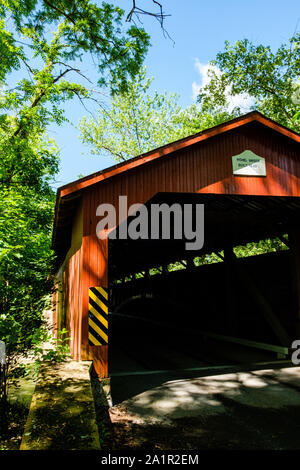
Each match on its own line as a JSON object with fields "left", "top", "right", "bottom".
{"left": 58, "top": 111, "right": 300, "bottom": 198}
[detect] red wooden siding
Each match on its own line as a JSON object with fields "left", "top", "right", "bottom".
{"left": 79, "top": 122, "right": 300, "bottom": 365}
{"left": 60, "top": 112, "right": 300, "bottom": 198}
{"left": 53, "top": 201, "right": 83, "bottom": 360}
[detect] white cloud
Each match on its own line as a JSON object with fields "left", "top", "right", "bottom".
{"left": 192, "top": 58, "right": 254, "bottom": 112}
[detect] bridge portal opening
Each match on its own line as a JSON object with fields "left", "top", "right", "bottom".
{"left": 107, "top": 193, "right": 300, "bottom": 379}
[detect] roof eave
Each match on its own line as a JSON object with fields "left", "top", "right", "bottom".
{"left": 58, "top": 111, "right": 300, "bottom": 199}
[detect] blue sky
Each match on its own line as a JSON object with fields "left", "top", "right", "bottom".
{"left": 52, "top": 0, "right": 300, "bottom": 189}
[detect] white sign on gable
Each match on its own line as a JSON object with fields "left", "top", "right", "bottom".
{"left": 232, "top": 150, "right": 266, "bottom": 176}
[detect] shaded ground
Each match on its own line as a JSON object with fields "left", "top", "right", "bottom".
{"left": 0, "top": 368, "right": 37, "bottom": 450}
{"left": 0, "top": 401, "right": 30, "bottom": 450}
{"left": 104, "top": 366, "right": 300, "bottom": 450}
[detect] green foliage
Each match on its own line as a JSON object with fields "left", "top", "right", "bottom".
{"left": 194, "top": 253, "right": 223, "bottom": 267}
{"left": 0, "top": 0, "right": 150, "bottom": 406}
{"left": 198, "top": 34, "right": 300, "bottom": 132}
{"left": 0, "top": 326, "right": 71, "bottom": 404}
{"left": 233, "top": 237, "right": 289, "bottom": 258}
{"left": 0, "top": 180, "right": 56, "bottom": 358}
{"left": 80, "top": 66, "right": 181, "bottom": 161}
{"left": 32, "top": 328, "right": 71, "bottom": 364}
{"left": 0, "top": 1, "right": 149, "bottom": 96}
{"left": 79, "top": 66, "right": 235, "bottom": 162}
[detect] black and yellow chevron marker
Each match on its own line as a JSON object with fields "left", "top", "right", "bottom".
{"left": 88, "top": 287, "right": 108, "bottom": 346}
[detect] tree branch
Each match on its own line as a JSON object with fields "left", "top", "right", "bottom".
{"left": 43, "top": 0, "right": 76, "bottom": 24}
{"left": 254, "top": 77, "right": 294, "bottom": 120}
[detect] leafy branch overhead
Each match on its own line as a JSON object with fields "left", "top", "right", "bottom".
{"left": 198, "top": 34, "right": 300, "bottom": 131}
{"left": 0, "top": 0, "right": 152, "bottom": 219}
{"left": 79, "top": 67, "right": 235, "bottom": 162}
{"left": 0, "top": 1, "right": 150, "bottom": 141}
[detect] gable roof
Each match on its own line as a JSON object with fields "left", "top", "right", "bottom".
{"left": 52, "top": 111, "right": 300, "bottom": 259}
{"left": 59, "top": 111, "right": 300, "bottom": 199}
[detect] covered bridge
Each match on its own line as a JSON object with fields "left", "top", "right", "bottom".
{"left": 52, "top": 111, "right": 300, "bottom": 378}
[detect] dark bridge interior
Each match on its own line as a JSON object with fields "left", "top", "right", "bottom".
{"left": 107, "top": 193, "right": 300, "bottom": 402}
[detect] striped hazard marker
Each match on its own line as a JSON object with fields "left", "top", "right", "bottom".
{"left": 88, "top": 287, "right": 108, "bottom": 346}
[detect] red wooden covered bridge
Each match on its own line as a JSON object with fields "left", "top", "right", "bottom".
{"left": 52, "top": 111, "right": 300, "bottom": 378}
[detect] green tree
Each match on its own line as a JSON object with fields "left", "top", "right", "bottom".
{"left": 79, "top": 67, "right": 235, "bottom": 161}
{"left": 0, "top": 0, "right": 151, "bottom": 412}
{"left": 198, "top": 34, "right": 300, "bottom": 132}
